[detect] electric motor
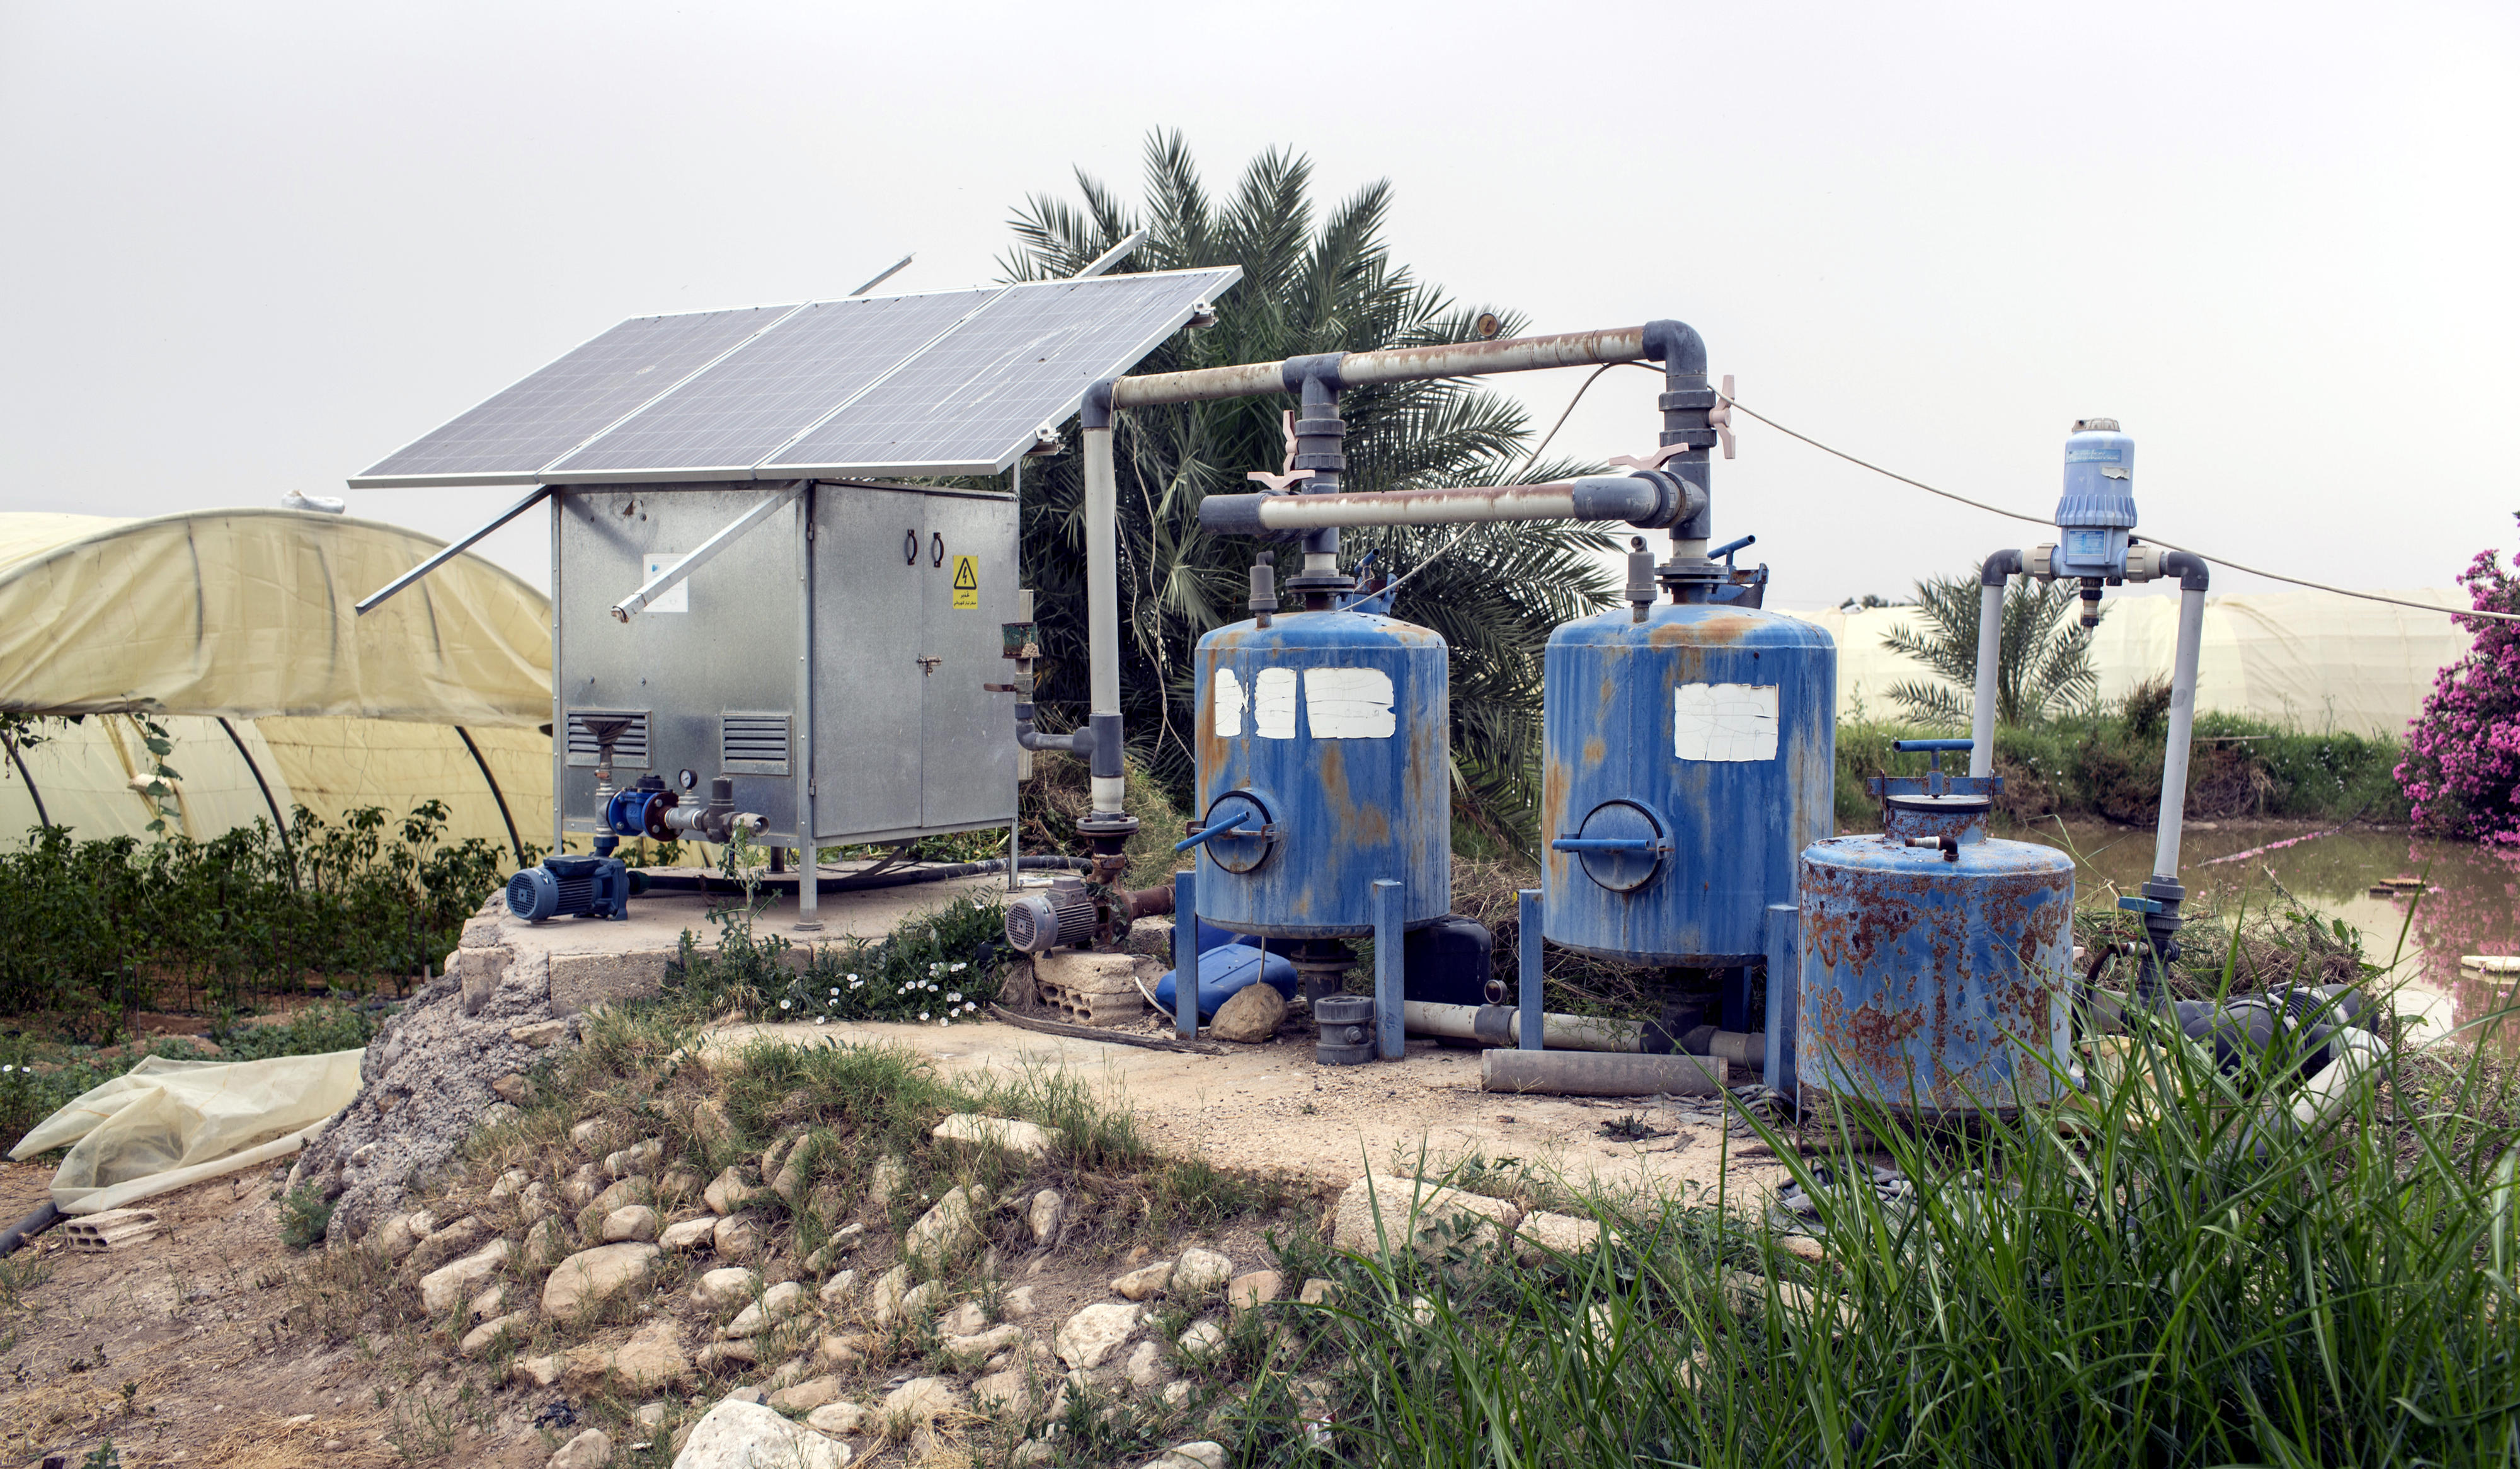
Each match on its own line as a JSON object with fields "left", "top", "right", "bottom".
{"left": 1004, "top": 879, "right": 1098, "bottom": 954}
{"left": 507, "top": 855, "right": 634, "bottom": 923}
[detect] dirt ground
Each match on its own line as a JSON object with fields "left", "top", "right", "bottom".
{"left": 0, "top": 991, "right": 1796, "bottom": 1466}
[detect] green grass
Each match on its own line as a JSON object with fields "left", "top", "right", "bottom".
{"left": 1837, "top": 712, "right": 2408, "bottom": 831}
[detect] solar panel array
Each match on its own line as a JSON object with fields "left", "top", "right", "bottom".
{"left": 352, "top": 267, "right": 1240, "bottom": 488}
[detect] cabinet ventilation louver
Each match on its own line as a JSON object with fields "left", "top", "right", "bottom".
{"left": 721, "top": 713, "right": 793, "bottom": 776}
{"left": 564, "top": 710, "right": 651, "bottom": 769}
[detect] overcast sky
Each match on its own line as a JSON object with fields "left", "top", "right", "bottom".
{"left": 3, "top": 1, "right": 2512, "bottom": 613}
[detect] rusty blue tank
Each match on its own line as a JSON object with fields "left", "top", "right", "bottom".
{"left": 1796, "top": 744, "right": 2075, "bottom": 1117}
{"left": 1540, "top": 600, "right": 1836, "bottom": 965}
{"left": 1190, "top": 606, "right": 1449, "bottom": 938}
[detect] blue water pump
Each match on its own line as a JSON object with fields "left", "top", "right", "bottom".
{"left": 507, "top": 854, "right": 635, "bottom": 922}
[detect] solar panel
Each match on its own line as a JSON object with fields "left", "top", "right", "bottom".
{"left": 761, "top": 267, "right": 1241, "bottom": 478}
{"left": 541, "top": 287, "right": 1000, "bottom": 481}
{"left": 351, "top": 306, "right": 798, "bottom": 486}
{"left": 348, "top": 265, "right": 1242, "bottom": 488}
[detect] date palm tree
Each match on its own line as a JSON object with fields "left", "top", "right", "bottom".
{"left": 1002, "top": 133, "right": 1617, "bottom": 852}
{"left": 1882, "top": 572, "right": 2102, "bottom": 728}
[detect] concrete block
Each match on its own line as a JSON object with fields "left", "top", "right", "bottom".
{"left": 549, "top": 949, "right": 679, "bottom": 1016}
{"left": 1034, "top": 951, "right": 1140, "bottom": 996}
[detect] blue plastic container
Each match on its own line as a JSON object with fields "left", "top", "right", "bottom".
{"left": 1155, "top": 942, "right": 1301, "bottom": 1022}
{"left": 1191, "top": 607, "right": 1450, "bottom": 938}
{"left": 1797, "top": 791, "right": 2075, "bottom": 1118}
{"left": 2054, "top": 421, "right": 2136, "bottom": 579}
{"left": 1540, "top": 601, "right": 1836, "bottom": 965}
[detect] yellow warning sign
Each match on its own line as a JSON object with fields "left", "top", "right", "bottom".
{"left": 950, "top": 554, "right": 980, "bottom": 609}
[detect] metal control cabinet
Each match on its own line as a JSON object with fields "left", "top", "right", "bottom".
{"left": 554, "top": 480, "right": 1016, "bottom": 849}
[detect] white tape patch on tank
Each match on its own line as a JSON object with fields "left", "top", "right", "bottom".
{"left": 1213, "top": 667, "right": 1246, "bottom": 738}
{"left": 1303, "top": 667, "right": 1397, "bottom": 739}
{"left": 1253, "top": 667, "right": 1299, "bottom": 739}
{"left": 1673, "top": 683, "right": 1778, "bottom": 762}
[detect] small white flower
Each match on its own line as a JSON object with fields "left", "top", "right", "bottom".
{"left": 950, "top": 963, "right": 966, "bottom": 973}
{"left": 779, "top": 999, "right": 791, "bottom": 1010}
{"left": 815, "top": 1016, "right": 827, "bottom": 1025}
{"left": 828, "top": 986, "right": 840, "bottom": 996}
{"left": 946, "top": 991, "right": 962, "bottom": 1004}
{"left": 846, "top": 974, "right": 859, "bottom": 982}
{"left": 919, "top": 1011, "right": 931, "bottom": 1022}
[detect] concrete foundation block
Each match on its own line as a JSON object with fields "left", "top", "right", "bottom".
{"left": 549, "top": 949, "right": 680, "bottom": 1016}
{"left": 1034, "top": 951, "right": 1140, "bottom": 996}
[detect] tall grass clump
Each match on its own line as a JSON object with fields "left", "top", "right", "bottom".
{"left": 1220, "top": 961, "right": 2520, "bottom": 1465}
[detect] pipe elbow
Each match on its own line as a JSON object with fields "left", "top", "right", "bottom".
{"left": 2161, "top": 550, "right": 2211, "bottom": 591}
{"left": 1570, "top": 470, "right": 1707, "bottom": 530}
{"left": 1981, "top": 549, "right": 2024, "bottom": 587}
{"left": 1198, "top": 493, "right": 1266, "bottom": 536}
{"left": 1081, "top": 379, "right": 1115, "bottom": 431}
{"left": 1641, "top": 320, "right": 1707, "bottom": 376}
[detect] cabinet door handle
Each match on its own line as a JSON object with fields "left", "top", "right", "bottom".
{"left": 930, "top": 533, "right": 945, "bottom": 567}
{"left": 903, "top": 529, "right": 918, "bottom": 565}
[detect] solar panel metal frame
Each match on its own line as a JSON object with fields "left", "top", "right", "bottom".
{"left": 346, "top": 266, "right": 1241, "bottom": 490}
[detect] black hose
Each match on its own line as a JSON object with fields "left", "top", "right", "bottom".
{"left": 0, "top": 1201, "right": 61, "bottom": 1258}
{"left": 636, "top": 855, "right": 1094, "bottom": 897}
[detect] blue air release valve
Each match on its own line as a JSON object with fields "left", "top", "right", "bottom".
{"left": 2048, "top": 416, "right": 2135, "bottom": 627}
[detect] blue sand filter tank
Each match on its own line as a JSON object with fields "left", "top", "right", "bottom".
{"left": 1540, "top": 599, "right": 1836, "bottom": 968}
{"left": 1189, "top": 603, "right": 1450, "bottom": 940}
{"left": 1797, "top": 744, "right": 2075, "bottom": 1117}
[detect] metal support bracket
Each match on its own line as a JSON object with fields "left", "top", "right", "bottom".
{"left": 356, "top": 484, "right": 552, "bottom": 616}
{"left": 1372, "top": 879, "right": 1404, "bottom": 1061}
{"left": 611, "top": 480, "right": 807, "bottom": 621}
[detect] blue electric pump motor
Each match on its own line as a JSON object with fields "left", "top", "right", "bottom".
{"left": 507, "top": 854, "right": 634, "bottom": 923}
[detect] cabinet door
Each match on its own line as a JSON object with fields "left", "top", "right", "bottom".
{"left": 810, "top": 486, "right": 925, "bottom": 840}
{"left": 918, "top": 490, "right": 1019, "bottom": 830}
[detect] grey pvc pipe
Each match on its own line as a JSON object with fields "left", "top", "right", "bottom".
{"left": 1110, "top": 325, "right": 1654, "bottom": 410}
{"left": 1970, "top": 580, "right": 2005, "bottom": 778}
{"left": 1198, "top": 474, "right": 1676, "bottom": 534}
{"left": 2151, "top": 584, "right": 2208, "bottom": 880}
{"left": 1081, "top": 424, "right": 1125, "bottom": 815}
{"left": 1404, "top": 999, "right": 1642, "bottom": 1052}
{"left": 1480, "top": 1049, "right": 1727, "bottom": 1097}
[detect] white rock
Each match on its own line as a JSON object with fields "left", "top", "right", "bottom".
{"left": 1175, "top": 1319, "right": 1226, "bottom": 1361}
{"left": 944, "top": 1323, "right": 1026, "bottom": 1357}
{"left": 420, "top": 1238, "right": 512, "bottom": 1315}
{"left": 548, "top": 1427, "right": 612, "bottom": 1468}
{"left": 936, "top": 1300, "right": 988, "bottom": 1337}
{"left": 659, "top": 1216, "right": 718, "bottom": 1252}
{"left": 1054, "top": 1301, "right": 1144, "bottom": 1369}
{"left": 816, "top": 1269, "right": 856, "bottom": 1307}
{"left": 541, "top": 1243, "right": 660, "bottom": 1323}
{"left": 604, "top": 1139, "right": 663, "bottom": 1179}
{"left": 1152, "top": 1443, "right": 1226, "bottom": 1469}
{"left": 609, "top": 1320, "right": 690, "bottom": 1391}
{"left": 570, "top": 1118, "right": 616, "bottom": 1153}
{"left": 720, "top": 1280, "right": 806, "bottom": 1339}
{"left": 880, "top": 1375, "right": 964, "bottom": 1427}
{"left": 905, "top": 1187, "right": 978, "bottom": 1262}
{"left": 668, "top": 1398, "right": 850, "bottom": 1469}
{"left": 468, "top": 1282, "right": 509, "bottom": 1322}
{"left": 768, "top": 1374, "right": 842, "bottom": 1412}
{"left": 1112, "top": 1262, "right": 1172, "bottom": 1301}
{"left": 1028, "top": 1189, "right": 1067, "bottom": 1245}
{"left": 1329, "top": 1173, "right": 1521, "bottom": 1258}
{"left": 864, "top": 1156, "right": 907, "bottom": 1207}
{"left": 1515, "top": 1209, "right": 1605, "bottom": 1263}
{"left": 893, "top": 1280, "right": 941, "bottom": 1325}
{"left": 1171, "top": 1248, "right": 1233, "bottom": 1298}
{"left": 704, "top": 1167, "right": 758, "bottom": 1216}
{"left": 1208, "top": 980, "right": 1287, "bottom": 1043}
{"left": 1123, "top": 1339, "right": 1174, "bottom": 1388}
{"left": 1001, "top": 1285, "right": 1038, "bottom": 1319}
{"left": 712, "top": 1214, "right": 762, "bottom": 1262}
{"left": 460, "top": 1311, "right": 527, "bottom": 1357}
{"left": 805, "top": 1401, "right": 868, "bottom": 1436}
{"left": 604, "top": 1206, "right": 660, "bottom": 1243}
{"left": 866, "top": 1264, "right": 909, "bottom": 1322}
{"left": 691, "top": 1267, "right": 762, "bottom": 1309}
{"left": 932, "top": 1113, "right": 1063, "bottom": 1158}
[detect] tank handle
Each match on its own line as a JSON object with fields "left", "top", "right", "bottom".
{"left": 1174, "top": 809, "right": 1254, "bottom": 853}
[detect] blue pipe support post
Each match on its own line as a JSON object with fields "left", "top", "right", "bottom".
{"left": 1372, "top": 879, "right": 1404, "bottom": 1060}
{"left": 1172, "top": 870, "right": 1198, "bottom": 1040}
{"left": 1517, "top": 889, "right": 1544, "bottom": 1051}
{"left": 1765, "top": 902, "right": 1799, "bottom": 1103}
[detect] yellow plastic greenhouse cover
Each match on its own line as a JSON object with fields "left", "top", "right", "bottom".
{"left": 0, "top": 509, "right": 553, "bottom": 856}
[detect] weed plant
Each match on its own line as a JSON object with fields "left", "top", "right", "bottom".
{"left": 0, "top": 801, "right": 509, "bottom": 1030}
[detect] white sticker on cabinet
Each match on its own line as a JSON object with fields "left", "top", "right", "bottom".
{"left": 640, "top": 554, "right": 690, "bottom": 613}
{"left": 1253, "top": 667, "right": 1299, "bottom": 739}
{"left": 1213, "top": 667, "right": 1246, "bottom": 738}
{"left": 1303, "top": 667, "right": 1397, "bottom": 739}
{"left": 1673, "top": 683, "right": 1778, "bottom": 761}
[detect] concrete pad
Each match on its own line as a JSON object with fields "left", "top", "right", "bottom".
{"left": 478, "top": 865, "right": 1012, "bottom": 1015}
